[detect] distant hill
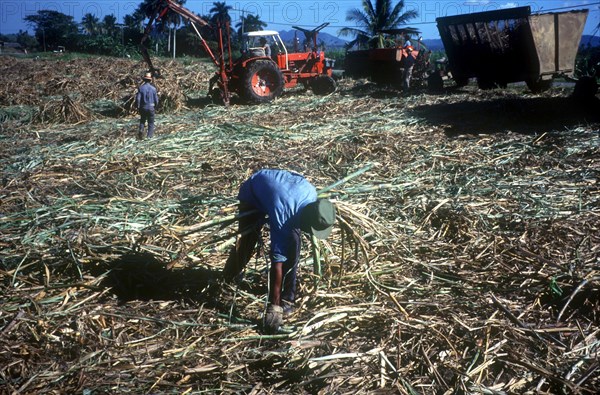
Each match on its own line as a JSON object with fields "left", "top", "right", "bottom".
{"left": 420, "top": 39, "right": 444, "bottom": 51}
{"left": 271, "top": 32, "right": 599, "bottom": 51}
{"left": 581, "top": 35, "right": 600, "bottom": 47}
{"left": 278, "top": 30, "right": 447, "bottom": 51}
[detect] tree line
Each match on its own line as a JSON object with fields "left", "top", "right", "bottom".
{"left": 1, "top": 0, "right": 421, "bottom": 58}
{"left": 1, "top": 1, "right": 269, "bottom": 58}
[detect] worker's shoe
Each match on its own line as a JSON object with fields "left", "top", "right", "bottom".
{"left": 263, "top": 304, "right": 283, "bottom": 334}
{"left": 281, "top": 300, "right": 296, "bottom": 316}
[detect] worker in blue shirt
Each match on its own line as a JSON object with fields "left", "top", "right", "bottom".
{"left": 136, "top": 72, "right": 159, "bottom": 139}
{"left": 223, "top": 169, "right": 336, "bottom": 333}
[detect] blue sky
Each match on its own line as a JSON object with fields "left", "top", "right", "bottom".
{"left": 1, "top": 0, "right": 598, "bottom": 39}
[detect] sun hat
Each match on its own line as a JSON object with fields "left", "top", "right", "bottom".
{"left": 302, "top": 199, "right": 335, "bottom": 239}
{"left": 143, "top": 72, "right": 153, "bottom": 81}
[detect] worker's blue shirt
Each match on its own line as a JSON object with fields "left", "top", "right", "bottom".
{"left": 238, "top": 169, "right": 317, "bottom": 262}
{"left": 136, "top": 82, "right": 159, "bottom": 110}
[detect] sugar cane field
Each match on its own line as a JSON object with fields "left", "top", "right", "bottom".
{"left": 0, "top": 55, "right": 599, "bottom": 394}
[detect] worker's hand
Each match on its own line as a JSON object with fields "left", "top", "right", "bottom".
{"left": 263, "top": 304, "right": 283, "bottom": 334}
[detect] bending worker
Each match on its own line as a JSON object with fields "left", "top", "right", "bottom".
{"left": 223, "top": 169, "right": 336, "bottom": 333}
{"left": 136, "top": 72, "right": 159, "bottom": 139}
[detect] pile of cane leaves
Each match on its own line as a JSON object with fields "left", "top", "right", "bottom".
{"left": 1, "top": 55, "right": 599, "bottom": 394}
{"left": 0, "top": 56, "right": 212, "bottom": 128}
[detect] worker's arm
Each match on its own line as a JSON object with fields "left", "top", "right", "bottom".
{"left": 265, "top": 261, "right": 284, "bottom": 333}
{"left": 135, "top": 88, "right": 141, "bottom": 109}
{"left": 269, "top": 262, "right": 283, "bottom": 306}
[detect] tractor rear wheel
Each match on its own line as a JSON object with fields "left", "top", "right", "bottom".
{"left": 310, "top": 75, "right": 336, "bottom": 95}
{"left": 241, "top": 60, "right": 284, "bottom": 103}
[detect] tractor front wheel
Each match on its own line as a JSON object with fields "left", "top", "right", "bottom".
{"left": 310, "top": 75, "right": 336, "bottom": 95}
{"left": 240, "top": 60, "right": 284, "bottom": 103}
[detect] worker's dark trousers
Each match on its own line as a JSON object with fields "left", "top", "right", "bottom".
{"left": 274, "top": 228, "right": 301, "bottom": 304}
{"left": 223, "top": 203, "right": 301, "bottom": 304}
{"left": 403, "top": 65, "right": 414, "bottom": 92}
{"left": 139, "top": 108, "right": 155, "bottom": 138}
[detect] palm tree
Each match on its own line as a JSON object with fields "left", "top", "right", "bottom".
{"left": 339, "top": 0, "right": 419, "bottom": 49}
{"left": 161, "top": 1, "right": 186, "bottom": 58}
{"left": 137, "top": 0, "right": 186, "bottom": 57}
{"left": 208, "top": 1, "right": 233, "bottom": 46}
{"left": 81, "top": 13, "right": 100, "bottom": 36}
{"left": 102, "top": 14, "right": 118, "bottom": 37}
{"left": 123, "top": 13, "right": 145, "bottom": 35}
{"left": 138, "top": 0, "right": 163, "bottom": 18}
{"left": 136, "top": 0, "right": 184, "bottom": 28}
{"left": 235, "top": 14, "right": 267, "bottom": 35}
{"left": 210, "top": 2, "right": 232, "bottom": 25}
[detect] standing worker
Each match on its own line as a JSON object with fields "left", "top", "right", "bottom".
{"left": 403, "top": 33, "right": 412, "bottom": 49}
{"left": 223, "top": 169, "right": 336, "bottom": 333}
{"left": 136, "top": 72, "right": 159, "bottom": 139}
{"left": 403, "top": 45, "right": 416, "bottom": 93}
{"left": 402, "top": 33, "right": 416, "bottom": 93}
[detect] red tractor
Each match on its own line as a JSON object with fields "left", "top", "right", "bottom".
{"left": 141, "top": 0, "right": 336, "bottom": 105}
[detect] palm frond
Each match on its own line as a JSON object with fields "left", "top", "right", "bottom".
{"left": 342, "top": 0, "right": 419, "bottom": 41}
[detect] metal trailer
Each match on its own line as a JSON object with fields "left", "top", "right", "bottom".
{"left": 436, "top": 6, "right": 589, "bottom": 92}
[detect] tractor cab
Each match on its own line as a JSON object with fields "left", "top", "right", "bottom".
{"left": 241, "top": 24, "right": 335, "bottom": 77}
{"left": 242, "top": 31, "right": 286, "bottom": 61}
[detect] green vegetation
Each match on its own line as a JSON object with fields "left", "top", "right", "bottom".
{"left": 339, "top": 0, "right": 420, "bottom": 49}
{"left": 324, "top": 48, "right": 346, "bottom": 68}
{"left": 12, "top": 1, "right": 241, "bottom": 59}
{"left": 576, "top": 44, "right": 600, "bottom": 78}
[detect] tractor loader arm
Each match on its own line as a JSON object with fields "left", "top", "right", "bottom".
{"left": 140, "top": 0, "right": 218, "bottom": 76}
{"left": 140, "top": 0, "right": 231, "bottom": 104}
{"left": 291, "top": 23, "right": 329, "bottom": 49}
